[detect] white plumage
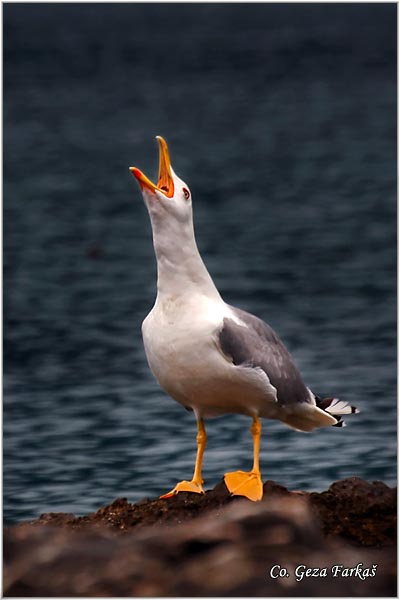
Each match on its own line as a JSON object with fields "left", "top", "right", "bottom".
{"left": 130, "top": 136, "right": 358, "bottom": 501}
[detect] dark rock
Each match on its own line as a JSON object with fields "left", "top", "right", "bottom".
{"left": 308, "top": 477, "right": 397, "bottom": 547}
{"left": 262, "top": 479, "right": 293, "bottom": 498}
{"left": 4, "top": 478, "right": 396, "bottom": 597}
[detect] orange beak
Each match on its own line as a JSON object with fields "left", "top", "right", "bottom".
{"left": 130, "top": 136, "right": 175, "bottom": 198}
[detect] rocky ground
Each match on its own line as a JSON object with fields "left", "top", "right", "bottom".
{"left": 4, "top": 477, "right": 397, "bottom": 596}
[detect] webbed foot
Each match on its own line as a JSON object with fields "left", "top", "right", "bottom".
{"left": 160, "top": 480, "right": 205, "bottom": 498}
{"left": 224, "top": 470, "right": 263, "bottom": 501}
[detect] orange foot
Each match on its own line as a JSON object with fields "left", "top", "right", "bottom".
{"left": 160, "top": 480, "right": 205, "bottom": 499}
{"left": 224, "top": 470, "right": 263, "bottom": 501}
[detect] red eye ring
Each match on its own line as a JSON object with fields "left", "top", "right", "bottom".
{"left": 183, "top": 187, "right": 190, "bottom": 200}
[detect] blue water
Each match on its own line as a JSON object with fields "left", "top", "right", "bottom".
{"left": 4, "top": 4, "right": 396, "bottom": 524}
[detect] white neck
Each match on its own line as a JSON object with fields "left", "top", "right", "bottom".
{"left": 149, "top": 211, "right": 221, "bottom": 302}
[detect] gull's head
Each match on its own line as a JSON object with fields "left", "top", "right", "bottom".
{"left": 130, "top": 137, "right": 192, "bottom": 225}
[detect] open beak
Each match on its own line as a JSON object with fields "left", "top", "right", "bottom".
{"left": 130, "top": 136, "right": 175, "bottom": 198}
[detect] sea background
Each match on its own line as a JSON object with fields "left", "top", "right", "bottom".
{"left": 4, "top": 4, "right": 396, "bottom": 524}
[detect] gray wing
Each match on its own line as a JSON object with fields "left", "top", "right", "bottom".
{"left": 219, "top": 305, "right": 311, "bottom": 406}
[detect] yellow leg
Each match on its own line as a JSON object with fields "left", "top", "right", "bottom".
{"left": 224, "top": 416, "right": 263, "bottom": 501}
{"left": 160, "top": 418, "right": 206, "bottom": 498}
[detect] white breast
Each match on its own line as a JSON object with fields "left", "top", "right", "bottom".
{"left": 142, "top": 293, "right": 279, "bottom": 418}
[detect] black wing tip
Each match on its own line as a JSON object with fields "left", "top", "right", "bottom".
{"left": 314, "top": 395, "right": 359, "bottom": 428}
{"left": 316, "top": 396, "right": 359, "bottom": 415}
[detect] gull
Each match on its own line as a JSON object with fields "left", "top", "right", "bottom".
{"left": 130, "top": 137, "right": 358, "bottom": 501}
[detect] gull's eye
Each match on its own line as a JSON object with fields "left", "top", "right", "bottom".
{"left": 183, "top": 188, "right": 190, "bottom": 200}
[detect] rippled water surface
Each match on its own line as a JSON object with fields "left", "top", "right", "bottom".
{"left": 4, "top": 4, "right": 396, "bottom": 523}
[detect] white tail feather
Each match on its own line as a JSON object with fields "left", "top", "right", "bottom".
{"left": 324, "top": 398, "right": 359, "bottom": 415}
